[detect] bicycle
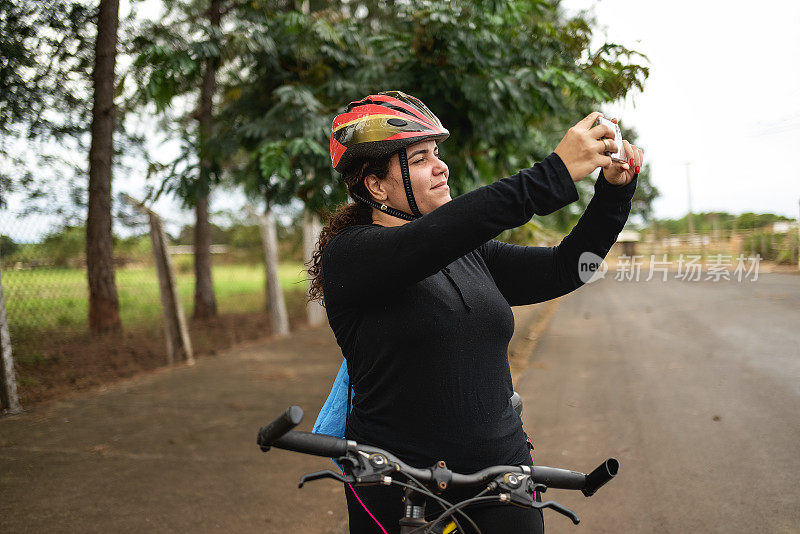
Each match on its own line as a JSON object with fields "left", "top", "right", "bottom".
{"left": 257, "top": 406, "right": 619, "bottom": 533}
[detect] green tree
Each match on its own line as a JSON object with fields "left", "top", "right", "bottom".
{"left": 40, "top": 225, "right": 86, "bottom": 267}
{"left": 214, "top": 6, "right": 362, "bottom": 213}
{"left": 0, "top": 0, "right": 95, "bottom": 141}
{"left": 0, "top": 235, "right": 18, "bottom": 258}
{"left": 217, "top": 0, "right": 651, "bottom": 238}
{"left": 212, "top": 4, "right": 368, "bottom": 331}
{"left": 0, "top": 0, "right": 95, "bottom": 210}
{"left": 130, "top": 0, "right": 238, "bottom": 319}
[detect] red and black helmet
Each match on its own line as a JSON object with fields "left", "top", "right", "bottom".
{"left": 330, "top": 91, "right": 449, "bottom": 221}
{"left": 330, "top": 91, "right": 449, "bottom": 174}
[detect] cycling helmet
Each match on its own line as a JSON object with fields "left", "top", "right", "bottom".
{"left": 330, "top": 91, "right": 449, "bottom": 221}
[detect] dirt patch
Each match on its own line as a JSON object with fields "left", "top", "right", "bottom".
{"left": 11, "top": 293, "right": 309, "bottom": 407}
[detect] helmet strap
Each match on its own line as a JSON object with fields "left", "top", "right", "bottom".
{"left": 350, "top": 191, "right": 417, "bottom": 222}
{"left": 397, "top": 148, "right": 423, "bottom": 218}
{"left": 349, "top": 149, "right": 422, "bottom": 223}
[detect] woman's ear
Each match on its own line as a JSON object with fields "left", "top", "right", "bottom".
{"left": 363, "top": 174, "right": 388, "bottom": 202}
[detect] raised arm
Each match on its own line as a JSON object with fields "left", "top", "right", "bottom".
{"left": 322, "top": 153, "right": 578, "bottom": 306}
{"left": 478, "top": 171, "right": 637, "bottom": 306}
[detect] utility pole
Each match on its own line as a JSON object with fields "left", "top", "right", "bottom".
{"left": 685, "top": 162, "right": 695, "bottom": 236}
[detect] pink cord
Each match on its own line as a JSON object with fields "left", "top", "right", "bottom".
{"left": 347, "top": 482, "right": 388, "bottom": 533}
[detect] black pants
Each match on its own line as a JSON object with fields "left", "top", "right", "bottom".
{"left": 344, "top": 480, "right": 544, "bottom": 534}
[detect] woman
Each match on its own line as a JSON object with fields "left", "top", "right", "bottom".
{"left": 308, "top": 91, "right": 642, "bottom": 533}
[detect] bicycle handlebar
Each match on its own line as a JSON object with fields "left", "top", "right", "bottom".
{"left": 256, "top": 405, "right": 303, "bottom": 451}
{"left": 273, "top": 430, "right": 350, "bottom": 458}
{"left": 582, "top": 458, "right": 619, "bottom": 497}
{"left": 257, "top": 406, "right": 618, "bottom": 496}
{"left": 257, "top": 406, "right": 350, "bottom": 458}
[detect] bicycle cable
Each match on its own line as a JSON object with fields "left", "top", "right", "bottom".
{"left": 402, "top": 469, "right": 477, "bottom": 532}
{"left": 389, "top": 479, "right": 475, "bottom": 534}
{"left": 408, "top": 496, "right": 504, "bottom": 534}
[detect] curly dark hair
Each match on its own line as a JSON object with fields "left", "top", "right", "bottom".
{"left": 307, "top": 154, "right": 393, "bottom": 306}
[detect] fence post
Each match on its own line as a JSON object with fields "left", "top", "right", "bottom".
{"left": 122, "top": 194, "right": 194, "bottom": 365}
{"left": 0, "top": 269, "right": 22, "bottom": 414}
{"left": 150, "top": 212, "right": 194, "bottom": 365}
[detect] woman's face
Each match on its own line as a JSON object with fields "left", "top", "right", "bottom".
{"left": 366, "top": 139, "right": 451, "bottom": 216}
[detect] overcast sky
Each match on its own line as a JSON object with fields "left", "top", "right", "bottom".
{"left": 560, "top": 0, "right": 800, "bottom": 219}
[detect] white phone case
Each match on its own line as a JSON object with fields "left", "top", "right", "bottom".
{"left": 595, "top": 117, "right": 626, "bottom": 163}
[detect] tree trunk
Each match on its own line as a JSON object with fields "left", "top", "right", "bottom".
{"left": 303, "top": 208, "right": 325, "bottom": 326}
{"left": 192, "top": 0, "right": 222, "bottom": 320}
{"left": 193, "top": 195, "right": 217, "bottom": 318}
{"left": 0, "top": 270, "right": 21, "bottom": 414}
{"left": 259, "top": 207, "right": 289, "bottom": 337}
{"left": 86, "top": 0, "right": 121, "bottom": 334}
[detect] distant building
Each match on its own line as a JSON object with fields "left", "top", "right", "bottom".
{"left": 617, "top": 230, "right": 640, "bottom": 256}
{"left": 168, "top": 245, "right": 229, "bottom": 254}
{"left": 771, "top": 221, "right": 798, "bottom": 234}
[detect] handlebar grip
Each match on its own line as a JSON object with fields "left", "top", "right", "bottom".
{"left": 257, "top": 406, "right": 304, "bottom": 451}
{"left": 581, "top": 458, "right": 619, "bottom": 497}
{"left": 531, "top": 466, "right": 586, "bottom": 490}
{"left": 273, "top": 431, "right": 349, "bottom": 458}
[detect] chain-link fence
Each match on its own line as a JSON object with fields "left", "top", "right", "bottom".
{"left": 0, "top": 213, "right": 157, "bottom": 343}
{"left": 0, "top": 204, "right": 310, "bottom": 405}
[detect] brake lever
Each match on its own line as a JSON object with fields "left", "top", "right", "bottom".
{"left": 298, "top": 470, "right": 355, "bottom": 488}
{"left": 490, "top": 474, "right": 579, "bottom": 524}
{"left": 533, "top": 500, "right": 580, "bottom": 525}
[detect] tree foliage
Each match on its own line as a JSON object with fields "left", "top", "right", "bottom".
{"left": 0, "top": 0, "right": 96, "bottom": 208}
{"left": 653, "top": 211, "right": 794, "bottom": 235}
{"left": 0, "top": 0, "right": 95, "bottom": 140}
{"left": 129, "top": 0, "right": 655, "bottom": 230}
{"left": 206, "top": 0, "right": 653, "bottom": 226}
{"left": 0, "top": 0, "right": 146, "bottom": 216}
{"left": 0, "top": 234, "right": 18, "bottom": 257}
{"left": 213, "top": 5, "right": 366, "bottom": 212}
{"left": 129, "top": 0, "right": 253, "bottom": 207}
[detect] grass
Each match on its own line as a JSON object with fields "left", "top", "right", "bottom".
{"left": 2, "top": 262, "right": 309, "bottom": 342}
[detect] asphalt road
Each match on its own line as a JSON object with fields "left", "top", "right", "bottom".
{"left": 518, "top": 273, "right": 800, "bottom": 533}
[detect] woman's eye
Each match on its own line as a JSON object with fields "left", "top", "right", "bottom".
{"left": 413, "top": 158, "right": 424, "bottom": 164}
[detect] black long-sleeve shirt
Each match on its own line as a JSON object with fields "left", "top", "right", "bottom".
{"left": 322, "top": 152, "right": 636, "bottom": 473}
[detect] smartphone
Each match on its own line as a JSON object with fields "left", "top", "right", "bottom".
{"left": 595, "top": 116, "right": 626, "bottom": 163}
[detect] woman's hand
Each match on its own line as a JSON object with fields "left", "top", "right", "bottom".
{"left": 603, "top": 138, "right": 643, "bottom": 187}
{"left": 554, "top": 112, "right": 641, "bottom": 185}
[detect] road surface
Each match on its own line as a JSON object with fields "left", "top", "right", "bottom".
{"left": 2, "top": 273, "right": 798, "bottom": 533}
{"left": 518, "top": 273, "right": 800, "bottom": 533}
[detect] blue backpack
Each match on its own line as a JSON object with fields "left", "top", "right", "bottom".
{"left": 312, "top": 359, "right": 353, "bottom": 440}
